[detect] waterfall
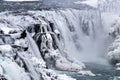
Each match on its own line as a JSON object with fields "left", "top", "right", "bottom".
{"left": 0, "top": 7, "right": 112, "bottom": 80}
{"left": 26, "top": 31, "right": 45, "bottom": 61}
{"left": 29, "top": 9, "right": 108, "bottom": 63}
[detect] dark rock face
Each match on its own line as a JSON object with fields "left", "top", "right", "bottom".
{"left": 19, "top": 30, "right": 27, "bottom": 39}
{"left": 32, "top": 21, "right": 60, "bottom": 69}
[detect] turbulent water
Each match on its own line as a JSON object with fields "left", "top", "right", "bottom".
{"left": 68, "top": 63, "right": 120, "bottom": 80}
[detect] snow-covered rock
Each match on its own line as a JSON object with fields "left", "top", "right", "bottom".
{"left": 108, "top": 35, "right": 120, "bottom": 65}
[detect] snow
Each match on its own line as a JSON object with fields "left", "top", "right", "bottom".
{"left": 108, "top": 36, "right": 120, "bottom": 65}
{"left": 31, "top": 57, "right": 46, "bottom": 68}
{"left": 0, "top": 45, "right": 12, "bottom": 52}
{"left": 0, "top": 26, "right": 13, "bottom": 34}
{"left": 74, "top": 0, "right": 98, "bottom": 8}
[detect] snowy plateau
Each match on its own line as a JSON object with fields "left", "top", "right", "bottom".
{"left": 0, "top": 0, "right": 120, "bottom": 80}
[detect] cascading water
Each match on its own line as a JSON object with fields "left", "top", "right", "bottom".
{"left": 31, "top": 9, "right": 109, "bottom": 63}
{"left": 0, "top": 0, "right": 120, "bottom": 79}
{"left": 0, "top": 9, "right": 100, "bottom": 80}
